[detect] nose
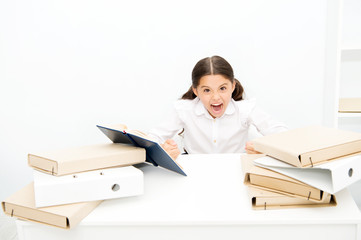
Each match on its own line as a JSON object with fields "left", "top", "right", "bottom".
{"left": 212, "top": 91, "right": 221, "bottom": 100}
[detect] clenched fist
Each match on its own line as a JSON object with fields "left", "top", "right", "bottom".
{"left": 161, "top": 139, "right": 180, "bottom": 160}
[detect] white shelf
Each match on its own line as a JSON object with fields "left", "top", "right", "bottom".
{"left": 338, "top": 112, "right": 361, "bottom": 118}
{"left": 341, "top": 47, "right": 361, "bottom": 51}
{"left": 336, "top": 0, "right": 361, "bottom": 129}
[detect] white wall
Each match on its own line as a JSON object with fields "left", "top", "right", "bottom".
{"left": 0, "top": 0, "right": 327, "bottom": 201}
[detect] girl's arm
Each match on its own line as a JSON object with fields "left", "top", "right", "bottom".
{"left": 245, "top": 101, "right": 288, "bottom": 154}
{"left": 148, "top": 107, "right": 184, "bottom": 143}
{"left": 248, "top": 105, "right": 288, "bottom": 136}
{"left": 147, "top": 104, "right": 184, "bottom": 159}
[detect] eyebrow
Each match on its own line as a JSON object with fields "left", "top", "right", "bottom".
{"left": 200, "top": 83, "right": 228, "bottom": 89}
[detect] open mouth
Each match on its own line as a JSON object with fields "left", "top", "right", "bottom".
{"left": 211, "top": 103, "right": 223, "bottom": 114}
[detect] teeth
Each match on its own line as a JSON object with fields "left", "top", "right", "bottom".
{"left": 212, "top": 103, "right": 222, "bottom": 106}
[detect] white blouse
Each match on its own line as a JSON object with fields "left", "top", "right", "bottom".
{"left": 148, "top": 97, "right": 287, "bottom": 154}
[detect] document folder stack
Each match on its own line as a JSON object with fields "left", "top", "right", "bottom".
{"left": 243, "top": 125, "right": 361, "bottom": 210}
{"left": 339, "top": 98, "right": 361, "bottom": 113}
{"left": 242, "top": 154, "right": 337, "bottom": 210}
{"left": 252, "top": 125, "right": 361, "bottom": 168}
{"left": 2, "top": 143, "right": 146, "bottom": 229}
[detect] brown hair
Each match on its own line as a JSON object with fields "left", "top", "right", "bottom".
{"left": 181, "top": 56, "right": 244, "bottom": 101}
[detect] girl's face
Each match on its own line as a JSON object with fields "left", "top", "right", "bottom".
{"left": 192, "top": 74, "right": 235, "bottom": 118}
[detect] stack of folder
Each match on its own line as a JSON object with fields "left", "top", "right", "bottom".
{"left": 339, "top": 98, "right": 361, "bottom": 113}
{"left": 2, "top": 124, "right": 188, "bottom": 229}
{"left": 243, "top": 125, "right": 361, "bottom": 210}
{"left": 2, "top": 143, "right": 146, "bottom": 229}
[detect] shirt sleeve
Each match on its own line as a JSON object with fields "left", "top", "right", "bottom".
{"left": 247, "top": 101, "right": 288, "bottom": 136}
{"left": 147, "top": 103, "right": 185, "bottom": 144}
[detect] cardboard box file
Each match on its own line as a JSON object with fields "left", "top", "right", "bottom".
{"left": 339, "top": 98, "right": 361, "bottom": 112}
{"left": 252, "top": 125, "right": 361, "bottom": 167}
{"left": 34, "top": 166, "right": 144, "bottom": 207}
{"left": 242, "top": 154, "right": 331, "bottom": 202}
{"left": 1, "top": 183, "right": 101, "bottom": 229}
{"left": 254, "top": 154, "right": 361, "bottom": 194}
{"left": 248, "top": 186, "right": 336, "bottom": 210}
{"left": 28, "top": 143, "right": 145, "bottom": 176}
{"left": 244, "top": 163, "right": 328, "bottom": 202}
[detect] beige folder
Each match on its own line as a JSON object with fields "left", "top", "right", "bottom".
{"left": 252, "top": 125, "right": 361, "bottom": 167}
{"left": 248, "top": 186, "right": 336, "bottom": 210}
{"left": 339, "top": 98, "right": 361, "bottom": 112}
{"left": 242, "top": 154, "right": 333, "bottom": 203}
{"left": 28, "top": 143, "right": 145, "bottom": 176}
{"left": 2, "top": 183, "right": 102, "bottom": 229}
{"left": 244, "top": 164, "right": 325, "bottom": 201}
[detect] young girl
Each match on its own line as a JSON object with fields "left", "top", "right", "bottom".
{"left": 148, "top": 56, "right": 287, "bottom": 159}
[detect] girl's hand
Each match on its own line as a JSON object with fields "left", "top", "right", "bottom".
{"left": 161, "top": 139, "right": 180, "bottom": 160}
{"left": 245, "top": 142, "right": 262, "bottom": 154}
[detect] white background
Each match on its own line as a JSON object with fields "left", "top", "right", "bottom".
{"left": 0, "top": 0, "right": 328, "bottom": 202}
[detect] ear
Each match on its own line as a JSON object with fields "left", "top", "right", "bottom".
{"left": 232, "top": 81, "right": 236, "bottom": 92}
{"left": 192, "top": 87, "right": 198, "bottom": 97}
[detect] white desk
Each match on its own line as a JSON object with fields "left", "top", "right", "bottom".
{"left": 16, "top": 154, "right": 361, "bottom": 240}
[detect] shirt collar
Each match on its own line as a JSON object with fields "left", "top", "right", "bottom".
{"left": 194, "top": 98, "right": 236, "bottom": 119}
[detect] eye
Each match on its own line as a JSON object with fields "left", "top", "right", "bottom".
{"left": 203, "top": 89, "right": 210, "bottom": 93}
{"left": 220, "top": 86, "right": 227, "bottom": 91}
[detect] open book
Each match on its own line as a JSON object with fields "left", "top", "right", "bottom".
{"left": 97, "top": 124, "right": 186, "bottom": 176}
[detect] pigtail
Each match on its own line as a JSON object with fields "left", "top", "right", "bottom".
{"left": 232, "top": 78, "right": 244, "bottom": 101}
{"left": 181, "top": 86, "right": 197, "bottom": 100}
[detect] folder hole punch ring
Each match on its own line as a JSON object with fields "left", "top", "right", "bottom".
{"left": 73, "top": 175, "right": 77, "bottom": 178}
{"left": 264, "top": 202, "right": 267, "bottom": 210}
{"left": 100, "top": 172, "right": 104, "bottom": 175}
{"left": 309, "top": 157, "right": 314, "bottom": 167}
{"left": 348, "top": 168, "right": 353, "bottom": 177}
{"left": 112, "top": 184, "right": 120, "bottom": 192}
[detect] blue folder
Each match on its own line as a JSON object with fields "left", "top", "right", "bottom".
{"left": 97, "top": 125, "right": 187, "bottom": 176}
